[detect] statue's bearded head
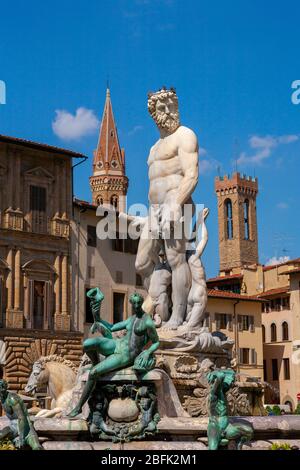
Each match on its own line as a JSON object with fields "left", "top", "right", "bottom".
{"left": 148, "top": 87, "right": 180, "bottom": 133}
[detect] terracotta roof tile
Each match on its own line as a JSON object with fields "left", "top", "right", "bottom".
{"left": 208, "top": 289, "right": 263, "bottom": 302}
{"left": 256, "top": 287, "right": 290, "bottom": 298}
{"left": 207, "top": 274, "right": 243, "bottom": 283}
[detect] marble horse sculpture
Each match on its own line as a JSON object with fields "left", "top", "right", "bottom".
{"left": 68, "top": 288, "right": 160, "bottom": 418}
{"left": 25, "top": 355, "right": 77, "bottom": 418}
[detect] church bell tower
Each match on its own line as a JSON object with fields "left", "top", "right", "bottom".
{"left": 90, "top": 88, "right": 128, "bottom": 212}
{"left": 215, "top": 172, "right": 259, "bottom": 273}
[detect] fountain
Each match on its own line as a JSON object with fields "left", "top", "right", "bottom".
{"left": 2, "top": 87, "right": 300, "bottom": 451}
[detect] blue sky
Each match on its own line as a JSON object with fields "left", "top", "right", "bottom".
{"left": 1, "top": 0, "right": 300, "bottom": 277}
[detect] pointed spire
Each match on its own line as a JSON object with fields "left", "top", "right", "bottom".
{"left": 90, "top": 88, "right": 128, "bottom": 211}
{"left": 93, "top": 87, "right": 124, "bottom": 174}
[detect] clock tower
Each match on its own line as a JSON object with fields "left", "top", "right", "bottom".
{"left": 90, "top": 88, "right": 128, "bottom": 211}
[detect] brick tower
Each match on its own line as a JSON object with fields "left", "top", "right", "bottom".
{"left": 90, "top": 88, "right": 128, "bottom": 211}
{"left": 215, "top": 172, "right": 259, "bottom": 273}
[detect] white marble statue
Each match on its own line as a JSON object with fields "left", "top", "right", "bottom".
{"left": 135, "top": 87, "right": 199, "bottom": 329}
{"left": 148, "top": 247, "right": 172, "bottom": 326}
{"left": 185, "top": 207, "right": 209, "bottom": 329}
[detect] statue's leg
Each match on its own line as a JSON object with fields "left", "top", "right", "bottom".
{"left": 135, "top": 224, "right": 160, "bottom": 291}
{"left": 83, "top": 337, "right": 116, "bottom": 366}
{"left": 224, "top": 423, "right": 253, "bottom": 450}
{"left": 207, "top": 419, "right": 221, "bottom": 450}
{"left": 156, "top": 293, "right": 170, "bottom": 322}
{"left": 164, "top": 238, "right": 190, "bottom": 329}
{"left": 69, "top": 353, "right": 131, "bottom": 417}
{"left": 186, "top": 295, "right": 207, "bottom": 329}
{"left": 25, "top": 430, "right": 43, "bottom": 450}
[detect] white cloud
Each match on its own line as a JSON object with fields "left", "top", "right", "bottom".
{"left": 52, "top": 107, "right": 99, "bottom": 141}
{"left": 199, "top": 158, "right": 219, "bottom": 175}
{"left": 237, "top": 134, "right": 299, "bottom": 166}
{"left": 128, "top": 125, "right": 144, "bottom": 136}
{"left": 277, "top": 202, "right": 289, "bottom": 209}
{"left": 266, "top": 255, "right": 290, "bottom": 266}
{"left": 199, "top": 147, "right": 207, "bottom": 156}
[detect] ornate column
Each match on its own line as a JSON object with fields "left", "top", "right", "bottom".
{"left": 54, "top": 253, "right": 61, "bottom": 315}
{"left": 55, "top": 253, "right": 70, "bottom": 331}
{"left": 6, "top": 248, "right": 13, "bottom": 312}
{"left": 6, "top": 248, "right": 23, "bottom": 328}
{"left": 61, "top": 254, "right": 68, "bottom": 315}
{"left": 14, "top": 249, "right": 21, "bottom": 310}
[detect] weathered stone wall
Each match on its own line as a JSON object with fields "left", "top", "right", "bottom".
{"left": 1, "top": 329, "right": 83, "bottom": 392}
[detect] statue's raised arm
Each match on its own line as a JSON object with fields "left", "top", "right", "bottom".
{"left": 87, "top": 288, "right": 112, "bottom": 337}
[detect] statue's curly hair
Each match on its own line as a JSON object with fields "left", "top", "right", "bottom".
{"left": 147, "top": 87, "right": 178, "bottom": 118}
{"left": 129, "top": 292, "right": 144, "bottom": 305}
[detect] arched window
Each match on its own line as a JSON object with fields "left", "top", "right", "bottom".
{"left": 97, "top": 196, "right": 104, "bottom": 206}
{"left": 244, "top": 199, "right": 250, "bottom": 240}
{"left": 271, "top": 323, "right": 277, "bottom": 342}
{"left": 262, "top": 325, "right": 266, "bottom": 343}
{"left": 225, "top": 199, "right": 233, "bottom": 239}
{"left": 282, "top": 321, "right": 289, "bottom": 341}
{"left": 110, "top": 195, "right": 118, "bottom": 209}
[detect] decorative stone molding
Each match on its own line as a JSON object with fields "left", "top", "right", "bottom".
{"left": 54, "top": 314, "right": 71, "bottom": 332}
{"left": 51, "top": 214, "right": 70, "bottom": 238}
{"left": 6, "top": 309, "right": 24, "bottom": 329}
{"left": 3, "top": 208, "right": 24, "bottom": 231}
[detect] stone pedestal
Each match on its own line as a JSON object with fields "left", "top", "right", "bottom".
{"left": 155, "top": 348, "right": 231, "bottom": 414}
{"left": 66, "top": 366, "right": 188, "bottom": 442}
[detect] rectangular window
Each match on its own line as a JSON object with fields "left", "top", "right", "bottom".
{"left": 113, "top": 292, "right": 125, "bottom": 324}
{"left": 112, "top": 238, "right": 124, "bottom": 252}
{"left": 240, "top": 348, "right": 250, "bottom": 365}
{"left": 136, "top": 274, "right": 143, "bottom": 287}
{"left": 87, "top": 225, "right": 97, "bottom": 247}
{"left": 124, "top": 238, "right": 139, "bottom": 254}
{"left": 283, "top": 358, "right": 290, "bottom": 380}
{"left": 201, "top": 312, "right": 211, "bottom": 330}
{"left": 242, "top": 315, "right": 249, "bottom": 330}
{"left": 216, "top": 313, "right": 228, "bottom": 330}
{"left": 115, "top": 271, "right": 123, "bottom": 284}
{"left": 263, "top": 360, "right": 267, "bottom": 381}
{"left": 272, "top": 359, "right": 279, "bottom": 381}
{"left": 0, "top": 276, "right": 4, "bottom": 328}
{"left": 88, "top": 266, "right": 95, "bottom": 279}
{"left": 30, "top": 185, "right": 46, "bottom": 212}
{"left": 239, "top": 315, "right": 254, "bottom": 332}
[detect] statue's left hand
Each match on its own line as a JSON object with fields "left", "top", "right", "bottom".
{"left": 90, "top": 322, "right": 112, "bottom": 338}
{"left": 135, "top": 350, "right": 150, "bottom": 369}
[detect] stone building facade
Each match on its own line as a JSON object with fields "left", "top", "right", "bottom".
{"left": 71, "top": 199, "right": 145, "bottom": 338}
{"left": 212, "top": 172, "right": 300, "bottom": 409}
{"left": 0, "top": 135, "right": 84, "bottom": 390}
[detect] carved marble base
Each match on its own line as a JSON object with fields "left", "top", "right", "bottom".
{"left": 66, "top": 367, "right": 189, "bottom": 442}
{"left": 88, "top": 382, "right": 159, "bottom": 442}
{"left": 154, "top": 349, "right": 262, "bottom": 417}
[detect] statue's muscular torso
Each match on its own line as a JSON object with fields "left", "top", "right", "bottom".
{"left": 148, "top": 126, "right": 198, "bottom": 206}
